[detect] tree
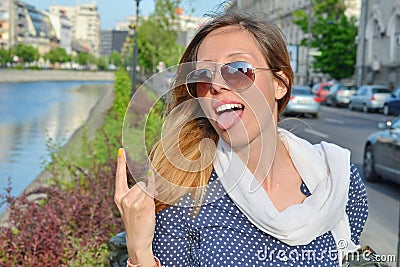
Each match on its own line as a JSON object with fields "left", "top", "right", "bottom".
{"left": 75, "top": 52, "right": 89, "bottom": 66}
{"left": 108, "top": 51, "right": 122, "bottom": 67}
{"left": 13, "top": 44, "right": 40, "bottom": 63}
{"left": 0, "top": 48, "right": 11, "bottom": 65}
{"left": 96, "top": 55, "right": 108, "bottom": 70}
{"left": 136, "top": 0, "right": 183, "bottom": 73}
{"left": 45, "top": 47, "right": 71, "bottom": 64}
{"left": 293, "top": 0, "right": 358, "bottom": 80}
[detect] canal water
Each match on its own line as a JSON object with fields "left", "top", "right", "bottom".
{"left": 0, "top": 81, "right": 113, "bottom": 208}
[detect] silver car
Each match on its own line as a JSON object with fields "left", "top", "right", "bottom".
{"left": 325, "top": 83, "right": 357, "bottom": 107}
{"left": 283, "top": 86, "right": 320, "bottom": 118}
{"left": 348, "top": 85, "right": 392, "bottom": 113}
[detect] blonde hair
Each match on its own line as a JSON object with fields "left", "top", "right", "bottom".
{"left": 151, "top": 11, "right": 294, "bottom": 213}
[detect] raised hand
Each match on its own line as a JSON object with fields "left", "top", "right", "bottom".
{"left": 114, "top": 148, "right": 157, "bottom": 266}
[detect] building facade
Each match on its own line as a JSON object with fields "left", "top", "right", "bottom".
{"left": 173, "top": 13, "right": 208, "bottom": 47}
{"left": 100, "top": 30, "right": 128, "bottom": 57}
{"left": 231, "top": 0, "right": 361, "bottom": 85}
{"left": 0, "top": 0, "right": 59, "bottom": 54}
{"left": 25, "top": 5, "right": 57, "bottom": 55}
{"left": 0, "top": 0, "right": 57, "bottom": 54}
{"left": 0, "top": 0, "right": 11, "bottom": 49}
{"left": 49, "top": 4, "right": 100, "bottom": 55}
{"left": 355, "top": 0, "right": 400, "bottom": 88}
{"left": 49, "top": 9, "right": 73, "bottom": 54}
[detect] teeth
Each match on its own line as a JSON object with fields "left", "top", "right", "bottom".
{"left": 216, "top": 103, "right": 243, "bottom": 114}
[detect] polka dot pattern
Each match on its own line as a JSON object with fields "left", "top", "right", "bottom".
{"left": 153, "top": 163, "right": 368, "bottom": 266}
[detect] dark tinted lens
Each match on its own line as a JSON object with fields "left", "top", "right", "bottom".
{"left": 186, "top": 69, "right": 212, "bottom": 97}
{"left": 221, "top": 61, "right": 255, "bottom": 90}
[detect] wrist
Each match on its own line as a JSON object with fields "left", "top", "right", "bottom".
{"left": 127, "top": 256, "right": 160, "bottom": 267}
{"left": 128, "top": 246, "right": 154, "bottom": 266}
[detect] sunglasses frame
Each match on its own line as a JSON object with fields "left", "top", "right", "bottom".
{"left": 185, "top": 61, "right": 275, "bottom": 98}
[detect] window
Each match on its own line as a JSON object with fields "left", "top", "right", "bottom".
{"left": 394, "top": 88, "right": 400, "bottom": 97}
{"left": 358, "top": 88, "right": 366, "bottom": 95}
{"left": 394, "top": 15, "right": 400, "bottom": 61}
{"left": 373, "top": 19, "right": 381, "bottom": 38}
{"left": 391, "top": 116, "right": 400, "bottom": 129}
{"left": 372, "top": 88, "right": 391, "bottom": 94}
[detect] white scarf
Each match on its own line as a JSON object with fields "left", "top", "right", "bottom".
{"left": 213, "top": 128, "right": 359, "bottom": 265}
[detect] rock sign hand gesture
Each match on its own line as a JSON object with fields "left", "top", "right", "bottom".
{"left": 114, "top": 148, "right": 157, "bottom": 266}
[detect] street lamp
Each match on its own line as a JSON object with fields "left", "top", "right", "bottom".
{"left": 131, "top": 0, "right": 141, "bottom": 96}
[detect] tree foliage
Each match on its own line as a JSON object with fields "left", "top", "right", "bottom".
{"left": 135, "top": 0, "right": 184, "bottom": 73}
{"left": 74, "top": 52, "right": 97, "bottom": 66}
{"left": 293, "top": 0, "right": 358, "bottom": 80}
{"left": 96, "top": 56, "right": 108, "bottom": 70}
{"left": 0, "top": 48, "right": 11, "bottom": 65}
{"left": 13, "top": 43, "right": 40, "bottom": 63}
{"left": 45, "top": 47, "right": 71, "bottom": 64}
{"left": 108, "top": 51, "right": 122, "bottom": 67}
{"left": 75, "top": 52, "right": 88, "bottom": 66}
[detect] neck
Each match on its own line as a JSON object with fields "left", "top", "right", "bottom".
{"left": 233, "top": 128, "right": 282, "bottom": 183}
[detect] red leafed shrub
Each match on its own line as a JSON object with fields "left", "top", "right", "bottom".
{"left": 0, "top": 159, "right": 124, "bottom": 267}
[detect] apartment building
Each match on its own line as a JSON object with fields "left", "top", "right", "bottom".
{"left": 49, "top": 9, "right": 73, "bottom": 54}
{"left": 100, "top": 30, "right": 128, "bottom": 57}
{"left": 0, "top": 0, "right": 57, "bottom": 54}
{"left": 50, "top": 4, "right": 100, "bottom": 55}
{"left": 0, "top": 0, "right": 11, "bottom": 49}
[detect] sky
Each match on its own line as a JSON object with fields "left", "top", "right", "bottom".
{"left": 28, "top": 0, "right": 230, "bottom": 30}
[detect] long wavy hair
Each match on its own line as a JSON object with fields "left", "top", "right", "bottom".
{"left": 150, "top": 11, "right": 294, "bottom": 213}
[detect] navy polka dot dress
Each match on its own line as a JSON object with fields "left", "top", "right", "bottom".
{"left": 153, "top": 163, "right": 368, "bottom": 266}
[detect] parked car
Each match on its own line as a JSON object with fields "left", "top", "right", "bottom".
{"left": 283, "top": 86, "right": 320, "bottom": 118}
{"left": 382, "top": 87, "right": 400, "bottom": 115}
{"left": 325, "top": 83, "right": 357, "bottom": 107}
{"left": 348, "top": 85, "right": 392, "bottom": 113}
{"left": 363, "top": 116, "right": 400, "bottom": 183}
{"left": 311, "top": 82, "right": 331, "bottom": 103}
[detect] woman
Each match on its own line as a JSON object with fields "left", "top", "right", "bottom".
{"left": 115, "top": 11, "right": 368, "bottom": 267}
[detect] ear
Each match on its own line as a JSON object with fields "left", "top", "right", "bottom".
{"left": 274, "top": 71, "right": 289, "bottom": 100}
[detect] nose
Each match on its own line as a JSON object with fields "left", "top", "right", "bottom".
{"left": 209, "top": 70, "right": 230, "bottom": 95}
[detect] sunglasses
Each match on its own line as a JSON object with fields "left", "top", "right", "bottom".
{"left": 185, "top": 61, "right": 275, "bottom": 98}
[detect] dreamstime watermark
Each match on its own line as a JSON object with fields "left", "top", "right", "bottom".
{"left": 343, "top": 249, "right": 397, "bottom": 265}
{"left": 256, "top": 240, "right": 397, "bottom": 264}
{"left": 256, "top": 245, "right": 342, "bottom": 262}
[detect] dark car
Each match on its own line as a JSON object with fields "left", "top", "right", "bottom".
{"left": 382, "top": 87, "right": 400, "bottom": 115}
{"left": 325, "top": 83, "right": 357, "bottom": 107}
{"left": 363, "top": 116, "right": 400, "bottom": 183}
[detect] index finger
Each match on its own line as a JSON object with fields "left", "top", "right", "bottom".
{"left": 146, "top": 167, "right": 156, "bottom": 198}
{"left": 115, "top": 148, "right": 128, "bottom": 196}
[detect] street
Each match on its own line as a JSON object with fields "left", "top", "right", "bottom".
{"left": 279, "top": 106, "right": 399, "bottom": 260}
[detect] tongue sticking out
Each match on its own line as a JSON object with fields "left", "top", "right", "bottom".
{"left": 216, "top": 110, "right": 242, "bottom": 130}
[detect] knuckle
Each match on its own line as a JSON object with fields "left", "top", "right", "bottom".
{"left": 121, "top": 195, "right": 131, "bottom": 209}
{"left": 114, "top": 195, "right": 121, "bottom": 205}
{"left": 132, "top": 202, "right": 144, "bottom": 212}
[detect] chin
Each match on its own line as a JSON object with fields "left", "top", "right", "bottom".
{"left": 219, "top": 132, "right": 252, "bottom": 148}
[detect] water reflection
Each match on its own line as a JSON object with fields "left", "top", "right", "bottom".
{"left": 0, "top": 81, "right": 112, "bottom": 201}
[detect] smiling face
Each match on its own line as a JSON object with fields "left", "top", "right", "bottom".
{"left": 195, "top": 25, "right": 288, "bottom": 148}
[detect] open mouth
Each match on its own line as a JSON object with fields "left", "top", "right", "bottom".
{"left": 214, "top": 102, "right": 245, "bottom": 130}
{"left": 216, "top": 103, "right": 244, "bottom": 115}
